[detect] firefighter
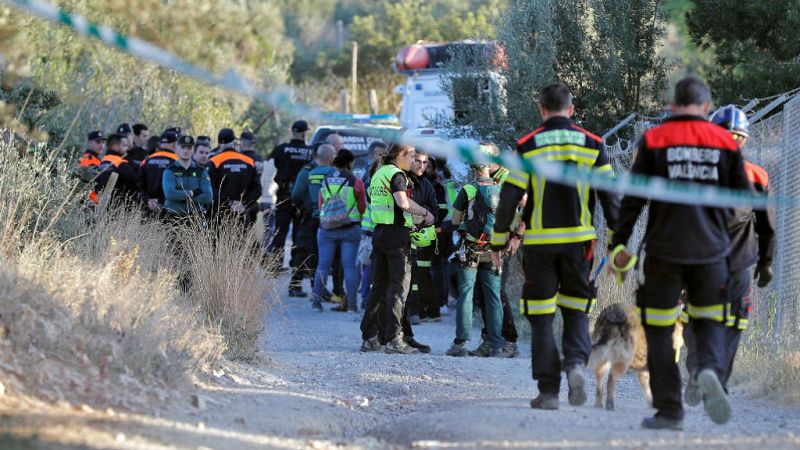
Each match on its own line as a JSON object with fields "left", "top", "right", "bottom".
{"left": 406, "top": 150, "right": 438, "bottom": 325}
{"left": 610, "top": 78, "right": 751, "bottom": 429}
{"left": 268, "top": 121, "right": 314, "bottom": 293}
{"left": 491, "top": 83, "right": 620, "bottom": 410}
{"left": 208, "top": 128, "right": 262, "bottom": 226}
{"left": 78, "top": 130, "right": 105, "bottom": 169}
{"left": 94, "top": 133, "right": 138, "bottom": 203}
{"left": 360, "top": 143, "right": 434, "bottom": 354}
{"left": 138, "top": 131, "right": 179, "bottom": 216}
{"left": 162, "top": 134, "right": 212, "bottom": 218}
{"left": 683, "top": 105, "right": 775, "bottom": 406}
{"left": 428, "top": 158, "right": 458, "bottom": 315}
{"left": 447, "top": 143, "right": 509, "bottom": 358}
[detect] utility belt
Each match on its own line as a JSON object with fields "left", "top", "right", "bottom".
{"left": 454, "top": 232, "right": 495, "bottom": 270}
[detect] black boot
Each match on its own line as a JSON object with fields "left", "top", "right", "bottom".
{"left": 404, "top": 336, "right": 431, "bottom": 354}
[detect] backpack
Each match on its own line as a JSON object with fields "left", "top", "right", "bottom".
{"left": 319, "top": 175, "right": 356, "bottom": 230}
{"left": 464, "top": 181, "right": 500, "bottom": 241}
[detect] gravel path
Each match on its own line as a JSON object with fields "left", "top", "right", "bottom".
{"left": 246, "top": 295, "right": 800, "bottom": 449}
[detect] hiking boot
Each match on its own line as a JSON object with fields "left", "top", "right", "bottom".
{"left": 489, "top": 347, "right": 514, "bottom": 358}
{"left": 502, "top": 341, "right": 520, "bottom": 358}
{"left": 384, "top": 337, "right": 419, "bottom": 355}
{"left": 404, "top": 337, "right": 431, "bottom": 354}
{"left": 685, "top": 376, "right": 701, "bottom": 407}
{"left": 641, "top": 415, "right": 684, "bottom": 431}
{"left": 446, "top": 342, "right": 468, "bottom": 357}
{"left": 530, "top": 393, "right": 559, "bottom": 410}
{"left": 698, "top": 369, "right": 731, "bottom": 425}
{"left": 331, "top": 294, "right": 345, "bottom": 304}
{"left": 468, "top": 340, "right": 490, "bottom": 357}
{"left": 566, "top": 364, "right": 588, "bottom": 406}
{"left": 330, "top": 304, "right": 348, "bottom": 312}
{"left": 409, "top": 314, "right": 421, "bottom": 325}
{"left": 311, "top": 302, "right": 323, "bottom": 312}
{"left": 288, "top": 287, "right": 308, "bottom": 298}
{"left": 360, "top": 337, "right": 383, "bottom": 352}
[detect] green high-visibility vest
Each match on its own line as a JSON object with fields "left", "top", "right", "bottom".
{"left": 444, "top": 180, "right": 460, "bottom": 222}
{"left": 369, "top": 164, "right": 412, "bottom": 228}
{"left": 360, "top": 204, "right": 375, "bottom": 231}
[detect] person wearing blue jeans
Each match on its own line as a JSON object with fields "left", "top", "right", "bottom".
{"left": 314, "top": 225, "right": 361, "bottom": 311}
{"left": 312, "top": 149, "right": 367, "bottom": 312}
{"left": 453, "top": 260, "right": 504, "bottom": 353}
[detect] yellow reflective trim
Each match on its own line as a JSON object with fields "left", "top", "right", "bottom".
{"left": 531, "top": 175, "right": 545, "bottom": 230}
{"left": 556, "top": 293, "right": 596, "bottom": 313}
{"left": 523, "top": 226, "right": 597, "bottom": 245}
{"left": 595, "top": 164, "right": 615, "bottom": 177}
{"left": 412, "top": 284, "right": 419, "bottom": 291}
{"left": 519, "top": 297, "right": 557, "bottom": 315}
{"left": 416, "top": 260, "right": 432, "bottom": 268}
{"left": 506, "top": 169, "right": 528, "bottom": 189}
{"left": 491, "top": 231, "right": 508, "bottom": 247}
{"left": 687, "top": 304, "right": 725, "bottom": 322}
{"left": 737, "top": 319, "right": 749, "bottom": 330}
{"left": 523, "top": 144, "right": 599, "bottom": 165}
{"left": 679, "top": 310, "right": 689, "bottom": 324}
{"left": 636, "top": 306, "right": 680, "bottom": 327}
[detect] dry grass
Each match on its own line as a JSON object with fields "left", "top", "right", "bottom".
{"left": 0, "top": 137, "right": 278, "bottom": 409}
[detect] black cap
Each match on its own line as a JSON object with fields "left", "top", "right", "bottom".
{"left": 87, "top": 130, "right": 106, "bottom": 141}
{"left": 240, "top": 130, "right": 256, "bottom": 142}
{"left": 178, "top": 135, "right": 195, "bottom": 147}
{"left": 160, "top": 131, "right": 178, "bottom": 144}
{"left": 196, "top": 135, "right": 212, "bottom": 146}
{"left": 116, "top": 123, "right": 132, "bottom": 135}
{"left": 218, "top": 128, "right": 236, "bottom": 145}
{"left": 291, "top": 120, "right": 309, "bottom": 133}
{"left": 164, "top": 127, "right": 182, "bottom": 136}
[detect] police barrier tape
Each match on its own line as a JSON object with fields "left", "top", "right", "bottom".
{"left": 7, "top": 0, "right": 797, "bottom": 210}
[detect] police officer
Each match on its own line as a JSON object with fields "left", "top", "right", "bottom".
{"left": 491, "top": 83, "right": 620, "bottom": 410}
{"left": 268, "top": 121, "right": 314, "bottom": 281}
{"left": 208, "top": 128, "right": 262, "bottom": 226}
{"left": 95, "top": 133, "right": 138, "bottom": 203}
{"left": 360, "top": 143, "right": 434, "bottom": 355}
{"left": 447, "top": 144, "right": 508, "bottom": 358}
{"left": 683, "top": 105, "right": 776, "bottom": 405}
{"left": 138, "top": 131, "right": 179, "bottom": 216}
{"left": 610, "top": 78, "right": 750, "bottom": 429}
{"left": 162, "top": 135, "right": 212, "bottom": 218}
{"left": 127, "top": 123, "right": 150, "bottom": 169}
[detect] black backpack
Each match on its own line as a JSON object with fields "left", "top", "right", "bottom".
{"left": 464, "top": 181, "right": 500, "bottom": 241}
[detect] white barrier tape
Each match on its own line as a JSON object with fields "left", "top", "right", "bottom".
{"left": 7, "top": 0, "right": 795, "bottom": 210}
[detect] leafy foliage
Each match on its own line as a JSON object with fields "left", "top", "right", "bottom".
{"left": 686, "top": 0, "right": 800, "bottom": 104}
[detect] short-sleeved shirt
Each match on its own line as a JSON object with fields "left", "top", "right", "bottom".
{"left": 373, "top": 171, "right": 412, "bottom": 248}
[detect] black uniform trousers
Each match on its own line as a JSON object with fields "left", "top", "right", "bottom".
{"left": 407, "top": 244, "right": 438, "bottom": 319}
{"left": 638, "top": 255, "right": 728, "bottom": 420}
{"left": 476, "top": 254, "right": 519, "bottom": 343}
{"left": 431, "top": 232, "right": 453, "bottom": 308}
{"left": 360, "top": 240, "right": 413, "bottom": 344}
{"left": 684, "top": 266, "right": 751, "bottom": 390}
{"left": 522, "top": 244, "right": 594, "bottom": 395}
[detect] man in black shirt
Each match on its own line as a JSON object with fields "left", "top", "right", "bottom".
{"left": 266, "top": 120, "right": 314, "bottom": 268}
{"left": 126, "top": 123, "right": 150, "bottom": 169}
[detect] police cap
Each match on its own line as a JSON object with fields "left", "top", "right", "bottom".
{"left": 178, "top": 135, "right": 195, "bottom": 147}
{"left": 87, "top": 130, "right": 106, "bottom": 141}
{"left": 218, "top": 128, "right": 237, "bottom": 145}
{"left": 116, "top": 123, "right": 132, "bottom": 136}
{"left": 160, "top": 131, "right": 178, "bottom": 144}
{"left": 291, "top": 120, "right": 309, "bottom": 133}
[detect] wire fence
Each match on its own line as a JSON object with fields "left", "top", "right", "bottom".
{"left": 597, "top": 95, "right": 800, "bottom": 348}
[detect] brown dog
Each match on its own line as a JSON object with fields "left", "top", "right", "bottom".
{"left": 588, "top": 303, "right": 683, "bottom": 410}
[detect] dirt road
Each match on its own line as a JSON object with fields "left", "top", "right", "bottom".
{"left": 4, "top": 294, "right": 800, "bottom": 449}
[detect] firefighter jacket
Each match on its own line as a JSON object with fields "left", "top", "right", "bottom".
{"left": 78, "top": 149, "right": 102, "bottom": 168}
{"left": 138, "top": 149, "right": 178, "bottom": 205}
{"left": 95, "top": 154, "right": 138, "bottom": 201}
{"left": 409, "top": 173, "right": 439, "bottom": 218}
{"left": 492, "top": 116, "right": 619, "bottom": 251}
{"left": 162, "top": 160, "right": 212, "bottom": 215}
{"left": 727, "top": 161, "right": 775, "bottom": 271}
{"left": 269, "top": 139, "right": 313, "bottom": 209}
{"left": 208, "top": 149, "right": 262, "bottom": 213}
{"left": 610, "top": 115, "right": 751, "bottom": 264}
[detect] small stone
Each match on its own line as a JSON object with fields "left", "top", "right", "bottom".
{"left": 197, "top": 422, "right": 206, "bottom": 431}
{"left": 115, "top": 433, "right": 125, "bottom": 443}
{"left": 106, "top": 408, "right": 116, "bottom": 416}
{"left": 358, "top": 397, "right": 370, "bottom": 407}
{"left": 79, "top": 404, "right": 95, "bottom": 414}
{"left": 212, "top": 368, "right": 225, "bottom": 378}
{"left": 190, "top": 394, "right": 207, "bottom": 410}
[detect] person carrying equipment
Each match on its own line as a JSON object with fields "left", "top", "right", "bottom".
{"left": 360, "top": 143, "right": 434, "bottom": 355}
{"left": 208, "top": 128, "right": 262, "bottom": 226}
{"left": 683, "top": 105, "right": 776, "bottom": 406}
{"left": 138, "top": 130, "right": 179, "bottom": 216}
{"left": 491, "top": 83, "right": 620, "bottom": 410}
{"left": 94, "top": 133, "right": 138, "bottom": 204}
{"left": 447, "top": 143, "right": 509, "bottom": 358}
{"left": 313, "top": 149, "right": 367, "bottom": 313}
{"left": 610, "top": 78, "right": 751, "bottom": 430}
